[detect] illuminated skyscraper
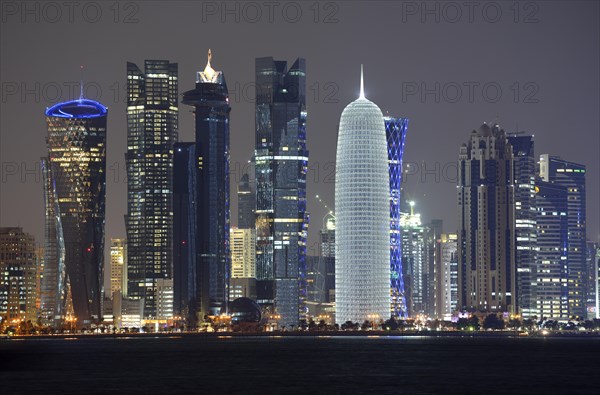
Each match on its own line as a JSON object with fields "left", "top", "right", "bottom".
{"left": 0, "top": 227, "right": 38, "bottom": 326}
{"left": 44, "top": 96, "right": 107, "bottom": 326}
{"left": 254, "top": 56, "right": 308, "bottom": 327}
{"left": 457, "top": 123, "right": 516, "bottom": 313}
{"left": 535, "top": 180, "right": 569, "bottom": 319}
{"left": 507, "top": 135, "right": 537, "bottom": 318}
{"left": 435, "top": 233, "right": 458, "bottom": 320}
{"left": 230, "top": 228, "right": 256, "bottom": 279}
{"left": 385, "top": 116, "right": 409, "bottom": 319}
{"left": 335, "top": 67, "right": 390, "bottom": 324}
{"left": 182, "top": 50, "right": 231, "bottom": 316}
{"left": 126, "top": 60, "right": 178, "bottom": 319}
{"left": 400, "top": 204, "right": 426, "bottom": 317}
{"left": 539, "top": 155, "right": 586, "bottom": 319}
{"left": 110, "top": 239, "right": 127, "bottom": 298}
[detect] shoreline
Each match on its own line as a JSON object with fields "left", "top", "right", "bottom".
{"left": 3, "top": 330, "right": 599, "bottom": 341}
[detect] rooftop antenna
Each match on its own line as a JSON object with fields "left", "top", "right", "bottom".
{"left": 359, "top": 64, "right": 365, "bottom": 99}
{"left": 79, "top": 65, "right": 84, "bottom": 100}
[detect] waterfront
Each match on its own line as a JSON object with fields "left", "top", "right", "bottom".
{"left": 2, "top": 335, "right": 600, "bottom": 394}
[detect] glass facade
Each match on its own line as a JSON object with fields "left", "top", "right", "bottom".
{"left": 173, "top": 142, "right": 197, "bottom": 323}
{"left": 126, "top": 60, "right": 178, "bottom": 319}
{"left": 457, "top": 124, "right": 516, "bottom": 313}
{"left": 254, "top": 57, "right": 308, "bottom": 327}
{"left": 535, "top": 180, "right": 569, "bottom": 319}
{"left": 335, "top": 72, "right": 390, "bottom": 324}
{"left": 507, "top": 135, "right": 538, "bottom": 318}
{"left": 44, "top": 98, "right": 107, "bottom": 325}
{"left": 182, "top": 52, "right": 231, "bottom": 317}
{"left": 385, "top": 117, "right": 409, "bottom": 319}
{"left": 400, "top": 211, "right": 426, "bottom": 317}
{"left": 237, "top": 173, "right": 255, "bottom": 229}
{"left": 539, "top": 155, "right": 586, "bottom": 318}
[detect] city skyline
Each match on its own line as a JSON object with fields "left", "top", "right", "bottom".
{"left": 2, "top": 2, "right": 598, "bottom": 254}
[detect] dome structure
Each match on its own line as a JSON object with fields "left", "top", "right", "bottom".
{"left": 229, "top": 297, "right": 262, "bottom": 323}
{"left": 335, "top": 66, "right": 391, "bottom": 324}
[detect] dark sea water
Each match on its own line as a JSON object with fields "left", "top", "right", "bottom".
{"left": 2, "top": 335, "right": 599, "bottom": 394}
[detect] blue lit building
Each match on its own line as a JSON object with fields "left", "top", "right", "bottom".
{"left": 182, "top": 50, "right": 231, "bottom": 317}
{"left": 507, "top": 135, "right": 538, "bottom": 318}
{"left": 173, "top": 142, "right": 197, "bottom": 325}
{"left": 539, "top": 155, "right": 586, "bottom": 318}
{"left": 254, "top": 57, "right": 308, "bottom": 327}
{"left": 43, "top": 97, "right": 108, "bottom": 326}
{"left": 385, "top": 116, "right": 409, "bottom": 319}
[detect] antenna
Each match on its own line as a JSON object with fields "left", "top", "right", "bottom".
{"left": 79, "top": 65, "right": 84, "bottom": 100}
{"left": 359, "top": 64, "right": 365, "bottom": 99}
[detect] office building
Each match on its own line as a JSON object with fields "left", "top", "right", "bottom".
{"left": 335, "top": 67, "right": 390, "bottom": 324}
{"left": 254, "top": 56, "right": 309, "bottom": 327}
{"left": 385, "top": 116, "right": 409, "bottom": 319}
{"left": 435, "top": 233, "right": 458, "bottom": 320}
{"left": 238, "top": 172, "right": 255, "bottom": 229}
{"left": 126, "top": 59, "right": 178, "bottom": 319}
{"left": 43, "top": 96, "right": 107, "bottom": 326}
{"left": 110, "top": 239, "right": 127, "bottom": 298}
{"left": 400, "top": 204, "right": 427, "bottom": 317}
{"left": 183, "top": 50, "right": 231, "bottom": 317}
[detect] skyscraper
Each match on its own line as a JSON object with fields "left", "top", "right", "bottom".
{"left": 238, "top": 172, "right": 255, "bottom": 229}
{"left": 385, "top": 116, "right": 409, "bottom": 319}
{"left": 110, "top": 239, "right": 127, "bottom": 298}
{"left": 254, "top": 56, "right": 308, "bottom": 327}
{"left": 457, "top": 123, "right": 516, "bottom": 314}
{"left": 0, "top": 227, "right": 38, "bottom": 326}
{"left": 173, "top": 142, "right": 197, "bottom": 323}
{"left": 507, "top": 135, "right": 538, "bottom": 318}
{"left": 182, "top": 50, "right": 231, "bottom": 317}
{"left": 585, "top": 242, "right": 599, "bottom": 319}
{"left": 535, "top": 180, "right": 569, "bottom": 319}
{"left": 539, "top": 155, "right": 586, "bottom": 319}
{"left": 126, "top": 59, "right": 178, "bottom": 319}
{"left": 335, "top": 67, "right": 390, "bottom": 324}
{"left": 44, "top": 96, "right": 107, "bottom": 325}
{"left": 400, "top": 204, "right": 426, "bottom": 317}
{"left": 230, "top": 228, "right": 256, "bottom": 279}
{"left": 435, "top": 233, "right": 458, "bottom": 320}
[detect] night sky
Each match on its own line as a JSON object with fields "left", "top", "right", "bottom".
{"left": 1, "top": 1, "right": 599, "bottom": 285}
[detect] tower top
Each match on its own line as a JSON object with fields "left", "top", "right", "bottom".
{"left": 359, "top": 64, "right": 365, "bottom": 99}
{"left": 198, "top": 48, "right": 221, "bottom": 83}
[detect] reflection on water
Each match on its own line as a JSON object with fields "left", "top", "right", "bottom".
{"left": 1, "top": 336, "right": 599, "bottom": 394}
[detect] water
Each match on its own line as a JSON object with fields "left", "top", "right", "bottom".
{"left": 2, "top": 335, "right": 599, "bottom": 394}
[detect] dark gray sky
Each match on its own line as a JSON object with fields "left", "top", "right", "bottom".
{"left": 2, "top": 1, "right": 599, "bottom": 272}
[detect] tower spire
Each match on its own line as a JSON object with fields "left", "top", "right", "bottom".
{"left": 79, "top": 65, "right": 84, "bottom": 100}
{"left": 359, "top": 64, "right": 365, "bottom": 99}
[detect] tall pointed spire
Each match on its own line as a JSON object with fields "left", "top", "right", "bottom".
{"left": 79, "top": 65, "right": 84, "bottom": 100}
{"left": 359, "top": 64, "right": 365, "bottom": 99}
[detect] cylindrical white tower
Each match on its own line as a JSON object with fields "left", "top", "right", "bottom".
{"left": 335, "top": 67, "right": 391, "bottom": 324}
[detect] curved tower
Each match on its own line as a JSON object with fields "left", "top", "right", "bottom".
{"left": 335, "top": 67, "right": 391, "bottom": 324}
{"left": 44, "top": 97, "right": 107, "bottom": 326}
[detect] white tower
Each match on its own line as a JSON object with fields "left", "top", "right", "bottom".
{"left": 335, "top": 66, "right": 391, "bottom": 324}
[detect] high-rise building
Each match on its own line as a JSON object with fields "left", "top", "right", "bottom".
{"left": 539, "top": 155, "right": 586, "bottom": 319}
{"left": 424, "top": 219, "right": 443, "bottom": 317}
{"left": 385, "top": 116, "right": 409, "bottom": 319}
{"left": 435, "top": 233, "right": 458, "bottom": 320}
{"left": 173, "top": 142, "right": 197, "bottom": 323}
{"left": 230, "top": 228, "right": 256, "bottom": 279}
{"left": 182, "top": 50, "right": 231, "bottom": 317}
{"left": 110, "top": 239, "right": 127, "bottom": 298}
{"left": 238, "top": 172, "right": 255, "bottom": 229}
{"left": 43, "top": 96, "right": 107, "bottom": 326}
{"left": 335, "top": 67, "right": 390, "bottom": 324}
{"left": 535, "top": 180, "right": 569, "bottom": 319}
{"left": 585, "top": 242, "right": 598, "bottom": 319}
{"left": 507, "top": 135, "right": 538, "bottom": 318}
{"left": 319, "top": 214, "right": 336, "bottom": 304}
{"left": 400, "top": 205, "right": 427, "bottom": 317}
{"left": 0, "top": 228, "right": 38, "bottom": 326}
{"left": 457, "top": 123, "right": 516, "bottom": 313}
{"left": 126, "top": 59, "right": 178, "bottom": 319}
{"left": 254, "top": 56, "right": 308, "bottom": 327}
